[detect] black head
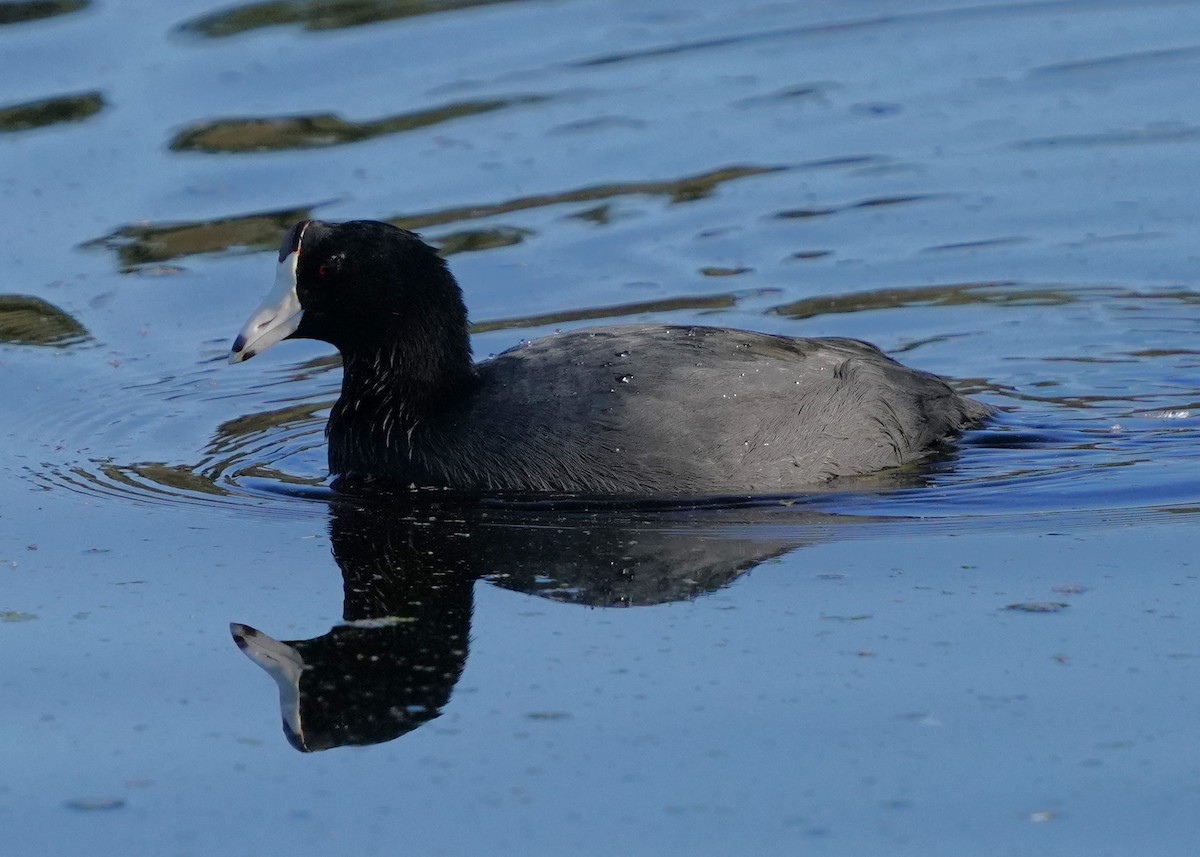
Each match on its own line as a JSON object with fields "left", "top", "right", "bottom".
{"left": 230, "top": 219, "right": 471, "bottom": 372}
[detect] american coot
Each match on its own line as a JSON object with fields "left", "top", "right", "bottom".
{"left": 230, "top": 219, "right": 989, "bottom": 495}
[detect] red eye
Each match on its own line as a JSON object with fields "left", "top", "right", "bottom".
{"left": 317, "top": 256, "right": 342, "bottom": 278}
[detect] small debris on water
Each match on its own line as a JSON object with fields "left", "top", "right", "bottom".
{"left": 790, "top": 250, "right": 832, "bottom": 260}
{"left": 1052, "top": 584, "right": 1087, "bottom": 596}
{"left": 64, "top": 798, "right": 125, "bottom": 812}
{"left": 1005, "top": 602, "right": 1069, "bottom": 613}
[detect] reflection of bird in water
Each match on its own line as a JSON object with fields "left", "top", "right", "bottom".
{"left": 232, "top": 558, "right": 472, "bottom": 753}
{"left": 231, "top": 496, "right": 867, "bottom": 752}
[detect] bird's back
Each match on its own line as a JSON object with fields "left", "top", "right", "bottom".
{"left": 398, "top": 325, "right": 989, "bottom": 495}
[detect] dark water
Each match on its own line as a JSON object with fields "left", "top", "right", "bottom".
{"left": 2, "top": 1, "right": 1199, "bottom": 854}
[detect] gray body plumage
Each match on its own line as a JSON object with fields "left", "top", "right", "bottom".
{"left": 329, "top": 324, "right": 990, "bottom": 496}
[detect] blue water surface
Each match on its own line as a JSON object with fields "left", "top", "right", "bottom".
{"left": 1, "top": 1, "right": 1199, "bottom": 854}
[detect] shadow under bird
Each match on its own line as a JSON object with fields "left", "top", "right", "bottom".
{"left": 230, "top": 219, "right": 989, "bottom": 495}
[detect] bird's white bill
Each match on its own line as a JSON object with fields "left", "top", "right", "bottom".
{"left": 229, "top": 249, "right": 302, "bottom": 363}
{"left": 230, "top": 623, "right": 305, "bottom": 745}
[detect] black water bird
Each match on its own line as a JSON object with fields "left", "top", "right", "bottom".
{"left": 230, "top": 219, "right": 989, "bottom": 495}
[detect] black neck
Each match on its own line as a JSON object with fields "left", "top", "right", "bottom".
{"left": 337, "top": 337, "right": 473, "bottom": 426}
{"left": 323, "top": 248, "right": 475, "bottom": 479}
